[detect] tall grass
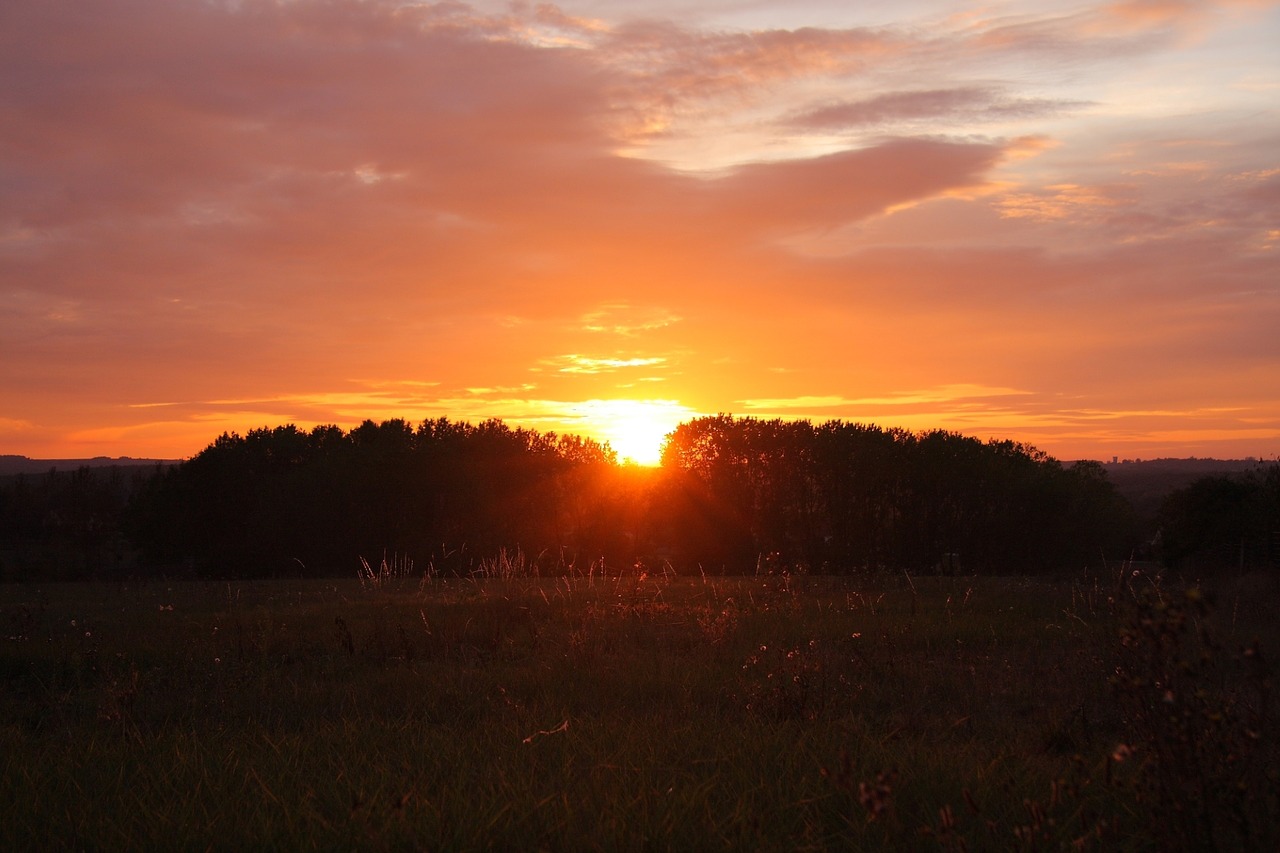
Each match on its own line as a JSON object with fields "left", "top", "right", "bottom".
{"left": 1, "top": 567, "right": 1275, "bottom": 850}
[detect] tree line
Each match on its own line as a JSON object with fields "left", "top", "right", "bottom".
{"left": 655, "top": 417, "right": 1137, "bottom": 574}
{"left": 1156, "top": 460, "right": 1280, "bottom": 573}
{"left": 1, "top": 415, "right": 1275, "bottom": 580}
{"left": 128, "top": 418, "right": 630, "bottom": 578}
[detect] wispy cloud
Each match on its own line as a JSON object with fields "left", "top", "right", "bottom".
{"left": 789, "top": 88, "right": 1086, "bottom": 131}
{"left": 740, "top": 385, "right": 1032, "bottom": 412}
{"left": 548, "top": 355, "right": 669, "bottom": 374}
{"left": 580, "top": 304, "right": 682, "bottom": 335}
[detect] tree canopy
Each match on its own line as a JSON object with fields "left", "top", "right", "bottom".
{"left": 8, "top": 415, "right": 1268, "bottom": 581}
{"left": 657, "top": 416, "right": 1135, "bottom": 574}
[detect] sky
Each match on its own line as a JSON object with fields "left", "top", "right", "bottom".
{"left": 2, "top": 0, "right": 1278, "bottom": 465}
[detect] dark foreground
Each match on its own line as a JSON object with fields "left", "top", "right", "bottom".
{"left": 2, "top": 569, "right": 1276, "bottom": 850}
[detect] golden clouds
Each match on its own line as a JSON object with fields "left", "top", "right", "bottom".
{"left": 551, "top": 356, "right": 669, "bottom": 374}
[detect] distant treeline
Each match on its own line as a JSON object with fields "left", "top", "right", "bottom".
{"left": 0, "top": 463, "right": 160, "bottom": 580}
{"left": 1, "top": 416, "right": 1276, "bottom": 580}
{"left": 1156, "top": 461, "right": 1280, "bottom": 573}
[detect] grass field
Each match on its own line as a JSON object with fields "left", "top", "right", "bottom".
{"left": 2, "top": 566, "right": 1276, "bottom": 850}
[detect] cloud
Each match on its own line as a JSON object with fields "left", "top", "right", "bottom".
{"left": 997, "top": 182, "right": 1135, "bottom": 222}
{"left": 551, "top": 355, "right": 670, "bottom": 374}
{"left": 580, "top": 304, "right": 683, "bottom": 335}
{"left": 789, "top": 88, "right": 1086, "bottom": 131}
{"left": 706, "top": 138, "right": 1006, "bottom": 234}
{"left": 601, "top": 19, "right": 899, "bottom": 120}
{"left": 742, "top": 385, "right": 1031, "bottom": 410}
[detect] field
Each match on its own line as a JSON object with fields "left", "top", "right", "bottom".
{"left": 2, "top": 566, "right": 1276, "bottom": 851}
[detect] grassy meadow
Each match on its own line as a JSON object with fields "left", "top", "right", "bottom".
{"left": 2, "top": 565, "right": 1276, "bottom": 850}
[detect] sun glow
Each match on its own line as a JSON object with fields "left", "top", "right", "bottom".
{"left": 578, "top": 399, "right": 694, "bottom": 466}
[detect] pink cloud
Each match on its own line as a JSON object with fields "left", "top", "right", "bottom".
{"left": 706, "top": 139, "right": 1004, "bottom": 234}
{"left": 789, "top": 88, "right": 1086, "bottom": 130}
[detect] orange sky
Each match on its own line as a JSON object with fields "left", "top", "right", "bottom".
{"left": 2, "top": 0, "right": 1278, "bottom": 464}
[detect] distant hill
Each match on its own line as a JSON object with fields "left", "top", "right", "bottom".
{"left": 0, "top": 455, "right": 180, "bottom": 476}
{"left": 1099, "top": 457, "right": 1270, "bottom": 522}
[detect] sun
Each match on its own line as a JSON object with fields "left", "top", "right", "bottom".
{"left": 579, "top": 399, "right": 693, "bottom": 466}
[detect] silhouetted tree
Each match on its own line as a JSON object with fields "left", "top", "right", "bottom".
{"left": 128, "top": 417, "right": 622, "bottom": 577}
{"left": 1157, "top": 463, "right": 1279, "bottom": 573}
{"left": 658, "top": 415, "right": 1137, "bottom": 574}
{"left": 115, "top": 413, "right": 1149, "bottom": 579}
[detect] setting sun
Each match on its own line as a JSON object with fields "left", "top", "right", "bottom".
{"left": 578, "top": 399, "right": 693, "bottom": 466}
{"left": 3, "top": 1, "right": 1277, "bottom": 846}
